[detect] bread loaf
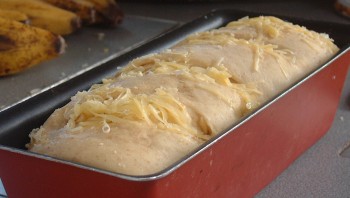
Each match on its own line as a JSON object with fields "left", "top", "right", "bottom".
{"left": 27, "top": 16, "right": 339, "bottom": 175}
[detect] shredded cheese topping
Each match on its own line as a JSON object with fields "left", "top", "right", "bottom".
{"left": 66, "top": 86, "right": 210, "bottom": 140}
{"left": 177, "top": 28, "right": 296, "bottom": 75}
{"left": 64, "top": 51, "right": 261, "bottom": 140}
{"left": 62, "top": 16, "right": 336, "bottom": 142}
{"left": 119, "top": 54, "right": 261, "bottom": 109}
{"left": 227, "top": 16, "right": 338, "bottom": 52}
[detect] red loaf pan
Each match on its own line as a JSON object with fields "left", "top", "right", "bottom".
{"left": 0, "top": 10, "right": 350, "bottom": 198}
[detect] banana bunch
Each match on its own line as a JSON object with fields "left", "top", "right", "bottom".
{"left": 0, "top": 17, "right": 65, "bottom": 76}
{"left": 0, "top": 0, "right": 123, "bottom": 34}
{"left": 43, "top": 0, "right": 124, "bottom": 26}
{"left": 0, "top": 0, "right": 81, "bottom": 35}
{"left": 0, "top": 0, "right": 123, "bottom": 76}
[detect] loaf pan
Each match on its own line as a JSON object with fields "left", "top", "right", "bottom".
{"left": 0, "top": 9, "right": 349, "bottom": 198}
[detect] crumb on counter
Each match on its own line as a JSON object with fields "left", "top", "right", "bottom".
{"left": 97, "top": 32, "right": 105, "bottom": 41}
{"left": 29, "top": 88, "right": 41, "bottom": 95}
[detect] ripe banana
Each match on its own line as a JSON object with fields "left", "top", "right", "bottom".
{"left": 0, "top": 9, "right": 30, "bottom": 24}
{"left": 0, "top": 17, "right": 66, "bottom": 76}
{"left": 84, "top": 0, "right": 123, "bottom": 26}
{"left": 0, "top": 0, "right": 81, "bottom": 35}
{"left": 42, "top": 0, "right": 96, "bottom": 24}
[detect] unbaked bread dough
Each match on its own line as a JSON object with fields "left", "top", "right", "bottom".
{"left": 27, "top": 16, "right": 339, "bottom": 176}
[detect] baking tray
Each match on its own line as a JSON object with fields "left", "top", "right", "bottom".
{"left": 0, "top": 15, "right": 178, "bottom": 110}
{"left": 0, "top": 9, "right": 349, "bottom": 198}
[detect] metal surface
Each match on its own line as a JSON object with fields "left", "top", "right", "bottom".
{"left": 0, "top": 15, "right": 177, "bottom": 110}
{"left": 0, "top": 9, "right": 349, "bottom": 197}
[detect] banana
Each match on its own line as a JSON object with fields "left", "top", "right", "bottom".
{"left": 84, "top": 0, "right": 123, "bottom": 26}
{"left": 0, "top": 9, "right": 30, "bottom": 24}
{"left": 0, "top": 17, "right": 66, "bottom": 76}
{"left": 42, "top": 0, "right": 96, "bottom": 24}
{"left": 0, "top": 0, "right": 81, "bottom": 35}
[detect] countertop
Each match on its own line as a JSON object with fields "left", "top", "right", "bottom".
{"left": 0, "top": 0, "right": 349, "bottom": 197}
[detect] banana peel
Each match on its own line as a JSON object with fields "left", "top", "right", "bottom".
{"left": 0, "top": 17, "right": 66, "bottom": 76}
{"left": 0, "top": 9, "right": 30, "bottom": 24}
